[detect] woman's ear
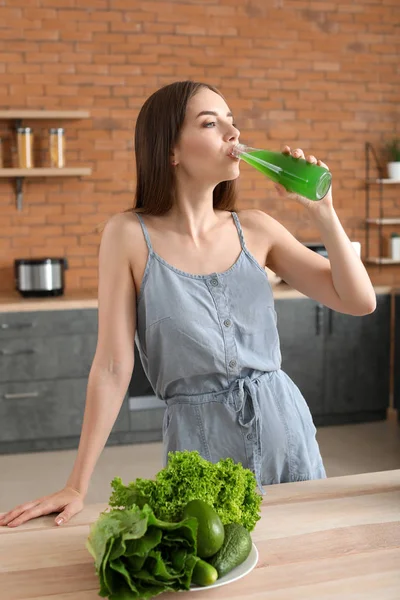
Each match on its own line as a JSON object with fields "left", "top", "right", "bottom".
{"left": 170, "top": 143, "right": 181, "bottom": 166}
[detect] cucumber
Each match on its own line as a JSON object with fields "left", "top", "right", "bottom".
{"left": 209, "top": 523, "right": 252, "bottom": 578}
{"left": 191, "top": 558, "right": 218, "bottom": 587}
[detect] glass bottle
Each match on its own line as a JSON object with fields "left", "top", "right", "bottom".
{"left": 17, "top": 127, "right": 34, "bottom": 169}
{"left": 232, "top": 143, "right": 332, "bottom": 201}
{"left": 49, "top": 127, "right": 65, "bottom": 168}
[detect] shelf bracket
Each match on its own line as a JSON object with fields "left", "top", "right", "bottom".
{"left": 16, "top": 177, "right": 24, "bottom": 211}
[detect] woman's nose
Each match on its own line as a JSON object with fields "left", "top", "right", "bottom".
{"left": 225, "top": 126, "right": 240, "bottom": 142}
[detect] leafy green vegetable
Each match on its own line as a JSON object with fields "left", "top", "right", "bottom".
{"left": 109, "top": 450, "right": 262, "bottom": 532}
{"left": 86, "top": 503, "right": 199, "bottom": 600}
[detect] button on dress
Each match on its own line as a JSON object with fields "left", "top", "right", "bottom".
{"left": 134, "top": 211, "right": 326, "bottom": 493}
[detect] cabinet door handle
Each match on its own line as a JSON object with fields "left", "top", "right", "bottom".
{"left": 0, "top": 348, "right": 36, "bottom": 356}
{"left": 316, "top": 303, "right": 324, "bottom": 335}
{"left": 0, "top": 322, "right": 35, "bottom": 330}
{"left": 328, "top": 309, "right": 333, "bottom": 334}
{"left": 3, "top": 391, "right": 40, "bottom": 400}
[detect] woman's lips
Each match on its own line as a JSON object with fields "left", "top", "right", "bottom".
{"left": 227, "top": 147, "right": 240, "bottom": 160}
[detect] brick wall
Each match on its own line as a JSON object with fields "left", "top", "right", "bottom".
{"left": 0, "top": 0, "right": 399, "bottom": 291}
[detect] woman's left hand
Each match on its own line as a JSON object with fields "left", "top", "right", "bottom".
{"left": 274, "top": 145, "right": 333, "bottom": 210}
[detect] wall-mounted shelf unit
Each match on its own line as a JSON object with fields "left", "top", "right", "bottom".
{"left": 0, "top": 110, "right": 91, "bottom": 210}
{"left": 365, "top": 258, "right": 400, "bottom": 265}
{"left": 365, "top": 142, "right": 400, "bottom": 267}
{"left": 366, "top": 218, "right": 400, "bottom": 225}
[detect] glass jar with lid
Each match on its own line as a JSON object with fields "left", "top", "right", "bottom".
{"left": 17, "top": 127, "right": 34, "bottom": 168}
{"left": 49, "top": 127, "right": 65, "bottom": 168}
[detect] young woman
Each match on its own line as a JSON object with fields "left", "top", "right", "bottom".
{"left": 0, "top": 81, "right": 376, "bottom": 528}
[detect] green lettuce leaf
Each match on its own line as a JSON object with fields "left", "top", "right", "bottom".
{"left": 86, "top": 504, "right": 198, "bottom": 600}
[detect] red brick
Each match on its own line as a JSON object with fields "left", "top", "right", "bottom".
{"left": 37, "top": 0, "right": 74, "bottom": 6}
{"left": 0, "top": 1, "right": 398, "bottom": 289}
{"left": 0, "top": 53, "right": 23, "bottom": 63}
{"left": 176, "top": 25, "right": 207, "bottom": 35}
{"left": 60, "top": 53, "right": 92, "bottom": 64}
{"left": 143, "top": 22, "right": 175, "bottom": 34}
{"left": 1, "top": 74, "right": 25, "bottom": 85}
{"left": 0, "top": 8, "right": 22, "bottom": 19}
{"left": 24, "top": 30, "right": 60, "bottom": 41}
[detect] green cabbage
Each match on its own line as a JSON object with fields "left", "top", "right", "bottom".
{"left": 109, "top": 450, "right": 262, "bottom": 532}
{"left": 86, "top": 503, "right": 199, "bottom": 600}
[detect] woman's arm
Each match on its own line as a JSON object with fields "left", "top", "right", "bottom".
{"left": 0, "top": 214, "right": 138, "bottom": 527}
{"left": 66, "top": 214, "right": 137, "bottom": 495}
{"left": 264, "top": 146, "right": 376, "bottom": 316}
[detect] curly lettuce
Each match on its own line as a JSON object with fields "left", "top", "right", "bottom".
{"left": 109, "top": 450, "right": 262, "bottom": 532}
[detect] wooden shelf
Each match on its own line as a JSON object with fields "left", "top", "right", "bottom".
{"left": 0, "top": 168, "right": 91, "bottom": 177}
{"left": 366, "top": 218, "right": 400, "bottom": 225}
{"left": 365, "top": 258, "right": 400, "bottom": 265}
{"left": 0, "top": 110, "right": 90, "bottom": 119}
{"left": 367, "top": 178, "right": 400, "bottom": 184}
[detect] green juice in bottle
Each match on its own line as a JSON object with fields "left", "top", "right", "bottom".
{"left": 232, "top": 144, "right": 332, "bottom": 201}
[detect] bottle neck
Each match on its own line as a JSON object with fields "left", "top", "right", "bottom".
{"left": 231, "top": 143, "right": 258, "bottom": 158}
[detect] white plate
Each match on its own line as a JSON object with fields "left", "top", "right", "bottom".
{"left": 188, "top": 543, "right": 258, "bottom": 592}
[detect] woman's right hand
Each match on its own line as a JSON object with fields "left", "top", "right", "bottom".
{"left": 0, "top": 486, "right": 85, "bottom": 528}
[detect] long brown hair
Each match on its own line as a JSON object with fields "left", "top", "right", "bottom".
{"left": 132, "top": 81, "right": 237, "bottom": 215}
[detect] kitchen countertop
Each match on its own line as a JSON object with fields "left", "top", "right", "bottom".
{"left": 0, "top": 290, "right": 99, "bottom": 312}
{"left": 0, "top": 285, "right": 394, "bottom": 312}
{"left": 1, "top": 469, "right": 399, "bottom": 599}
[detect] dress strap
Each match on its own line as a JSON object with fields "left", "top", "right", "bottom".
{"left": 231, "top": 211, "right": 247, "bottom": 251}
{"left": 135, "top": 213, "right": 154, "bottom": 254}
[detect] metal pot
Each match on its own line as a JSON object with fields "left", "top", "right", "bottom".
{"left": 14, "top": 257, "right": 68, "bottom": 298}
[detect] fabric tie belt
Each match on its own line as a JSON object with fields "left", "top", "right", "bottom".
{"left": 215, "top": 375, "right": 265, "bottom": 495}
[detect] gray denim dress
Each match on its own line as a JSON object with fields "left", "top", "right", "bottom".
{"left": 135, "top": 211, "right": 326, "bottom": 494}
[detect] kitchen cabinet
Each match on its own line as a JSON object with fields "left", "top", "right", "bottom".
{"left": 274, "top": 299, "right": 325, "bottom": 415}
{"left": 0, "top": 307, "right": 166, "bottom": 454}
{"left": 0, "top": 308, "right": 98, "bottom": 337}
{"left": 324, "top": 295, "right": 390, "bottom": 417}
{"left": 275, "top": 293, "right": 391, "bottom": 425}
{"left": 0, "top": 308, "right": 129, "bottom": 454}
{"left": 0, "top": 334, "right": 97, "bottom": 382}
{"left": 0, "top": 377, "right": 128, "bottom": 442}
{"left": 394, "top": 294, "right": 400, "bottom": 417}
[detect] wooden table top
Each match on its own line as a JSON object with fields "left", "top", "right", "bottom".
{"left": 1, "top": 469, "right": 399, "bottom": 600}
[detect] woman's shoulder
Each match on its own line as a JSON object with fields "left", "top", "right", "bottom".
{"left": 101, "top": 210, "right": 142, "bottom": 241}
{"left": 100, "top": 211, "right": 149, "bottom": 293}
{"left": 100, "top": 211, "right": 148, "bottom": 261}
{"left": 235, "top": 209, "right": 290, "bottom": 260}
{"left": 235, "top": 208, "right": 281, "bottom": 236}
